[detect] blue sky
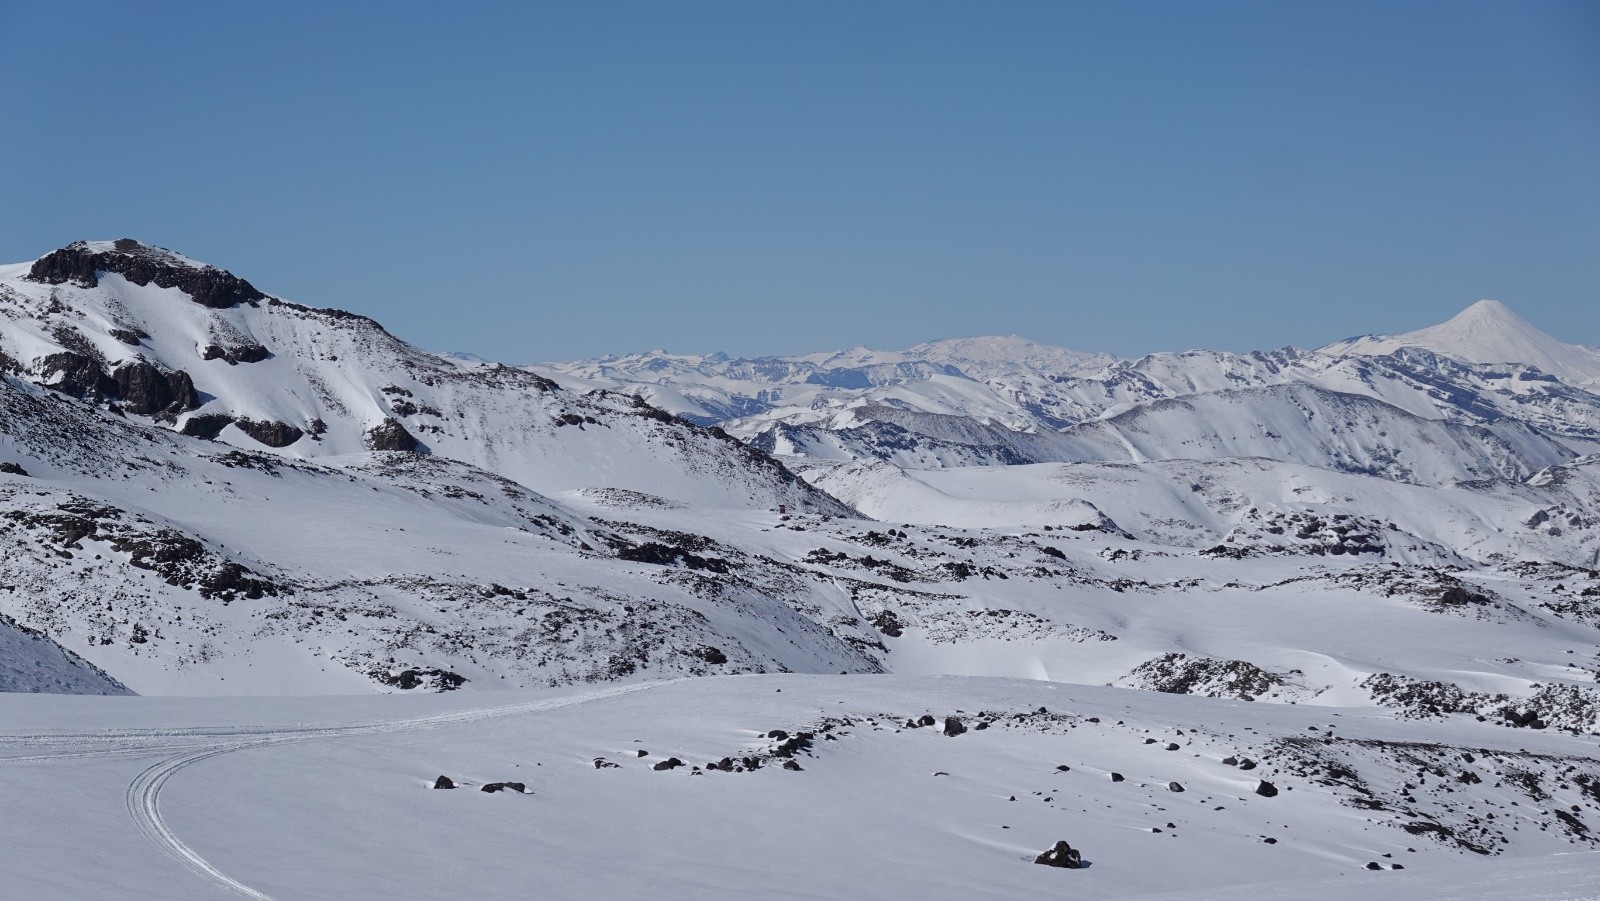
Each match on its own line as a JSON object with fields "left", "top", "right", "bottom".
{"left": 2, "top": 1, "right": 1596, "bottom": 361}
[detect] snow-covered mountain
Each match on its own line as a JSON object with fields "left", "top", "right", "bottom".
{"left": 1325, "top": 299, "right": 1600, "bottom": 390}
{"left": 541, "top": 302, "right": 1600, "bottom": 475}
{"left": 5, "top": 241, "right": 1600, "bottom": 898}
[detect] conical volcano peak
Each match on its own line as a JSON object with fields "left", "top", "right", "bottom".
{"left": 1322, "top": 299, "right": 1600, "bottom": 388}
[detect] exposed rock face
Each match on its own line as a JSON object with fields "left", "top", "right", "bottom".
{"left": 27, "top": 240, "right": 266, "bottom": 309}
{"left": 202, "top": 343, "right": 271, "bottom": 364}
{"left": 111, "top": 361, "right": 200, "bottom": 416}
{"left": 40, "top": 352, "right": 114, "bottom": 401}
{"left": 179, "top": 414, "right": 236, "bottom": 440}
{"left": 234, "top": 419, "right": 305, "bottom": 448}
{"left": 0, "top": 462, "right": 28, "bottom": 476}
{"left": 1033, "top": 840, "right": 1082, "bottom": 869}
{"left": 365, "top": 417, "right": 421, "bottom": 453}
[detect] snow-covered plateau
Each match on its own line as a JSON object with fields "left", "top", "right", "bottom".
{"left": 2, "top": 240, "right": 1599, "bottom": 898}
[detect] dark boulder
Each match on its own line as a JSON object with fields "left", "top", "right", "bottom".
{"left": 942, "top": 717, "right": 967, "bottom": 737}
{"left": 480, "top": 782, "right": 526, "bottom": 794}
{"left": 1033, "top": 840, "right": 1082, "bottom": 869}
{"left": 636, "top": 749, "right": 649, "bottom": 758}
{"left": 1165, "top": 743, "right": 1181, "bottom": 751}
{"left": 1255, "top": 780, "right": 1279, "bottom": 798}
{"left": 1110, "top": 772, "right": 1125, "bottom": 782}
{"left": 593, "top": 758, "right": 620, "bottom": 769}
{"left": 1168, "top": 781, "right": 1185, "bottom": 793}
{"left": 781, "top": 759, "right": 803, "bottom": 771}
{"left": 1238, "top": 759, "right": 1257, "bottom": 771}
{"left": 366, "top": 417, "right": 422, "bottom": 453}
{"left": 652, "top": 757, "right": 684, "bottom": 771}
{"left": 917, "top": 714, "right": 936, "bottom": 727}
{"left": 432, "top": 775, "right": 455, "bottom": 789}
{"left": 1221, "top": 756, "right": 1239, "bottom": 766}
{"left": 1365, "top": 862, "right": 1383, "bottom": 871}
{"left": 0, "top": 462, "right": 27, "bottom": 477}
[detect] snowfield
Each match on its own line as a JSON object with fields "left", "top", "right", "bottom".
{"left": 3, "top": 241, "right": 1600, "bottom": 898}
{"left": 5, "top": 675, "right": 1600, "bottom": 900}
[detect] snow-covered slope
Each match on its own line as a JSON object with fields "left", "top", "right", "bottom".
{"left": 0, "top": 241, "right": 846, "bottom": 513}
{"left": 1325, "top": 299, "right": 1600, "bottom": 390}
{"left": 5, "top": 676, "right": 1600, "bottom": 899}
{"left": 0, "top": 611, "right": 130, "bottom": 695}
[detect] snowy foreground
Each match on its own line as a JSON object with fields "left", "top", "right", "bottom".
{"left": 3, "top": 674, "right": 1600, "bottom": 900}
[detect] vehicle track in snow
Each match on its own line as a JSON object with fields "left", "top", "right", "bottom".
{"left": 8, "top": 680, "right": 674, "bottom": 899}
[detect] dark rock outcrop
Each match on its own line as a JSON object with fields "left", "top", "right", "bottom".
{"left": 0, "top": 462, "right": 28, "bottom": 477}
{"left": 365, "top": 417, "right": 421, "bottom": 453}
{"left": 203, "top": 343, "right": 271, "bottom": 364}
{"left": 432, "top": 775, "right": 455, "bottom": 789}
{"left": 942, "top": 717, "right": 967, "bottom": 737}
{"left": 480, "top": 781, "right": 526, "bottom": 794}
{"left": 235, "top": 419, "right": 304, "bottom": 448}
{"left": 1255, "top": 780, "right": 1279, "bottom": 797}
{"left": 180, "top": 414, "right": 236, "bottom": 440}
{"left": 376, "top": 668, "right": 467, "bottom": 691}
{"left": 111, "top": 361, "right": 200, "bottom": 416}
{"left": 1033, "top": 840, "right": 1083, "bottom": 869}
{"left": 652, "top": 757, "right": 685, "bottom": 771}
{"left": 688, "top": 645, "right": 728, "bottom": 665}
{"left": 27, "top": 240, "right": 266, "bottom": 309}
{"left": 40, "top": 352, "right": 114, "bottom": 401}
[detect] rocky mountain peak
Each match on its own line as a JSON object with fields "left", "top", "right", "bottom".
{"left": 27, "top": 239, "right": 266, "bottom": 309}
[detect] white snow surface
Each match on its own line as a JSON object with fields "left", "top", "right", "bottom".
{"left": 5, "top": 675, "right": 1600, "bottom": 899}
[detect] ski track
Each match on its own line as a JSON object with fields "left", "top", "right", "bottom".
{"left": 6, "top": 681, "right": 673, "bottom": 900}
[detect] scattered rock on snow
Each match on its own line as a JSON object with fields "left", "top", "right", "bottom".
{"left": 1033, "top": 840, "right": 1082, "bottom": 869}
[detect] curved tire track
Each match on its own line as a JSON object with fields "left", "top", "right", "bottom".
{"left": 119, "top": 680, "right": 673, "bottom": 899}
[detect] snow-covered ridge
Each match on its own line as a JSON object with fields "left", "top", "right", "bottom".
{"left": 0, "top": 239, "right": 847, "bottom": 513}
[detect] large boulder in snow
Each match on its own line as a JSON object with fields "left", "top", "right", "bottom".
{"left": 1033, "top": 840, "right": 1082, "bottom": 869}
{"left": 366, "top": 417, "right": 421, "bottom": 453}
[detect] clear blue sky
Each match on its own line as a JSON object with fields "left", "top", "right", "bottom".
{"left": 3, "top": 1, "right": 1597, "bottom": 361}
